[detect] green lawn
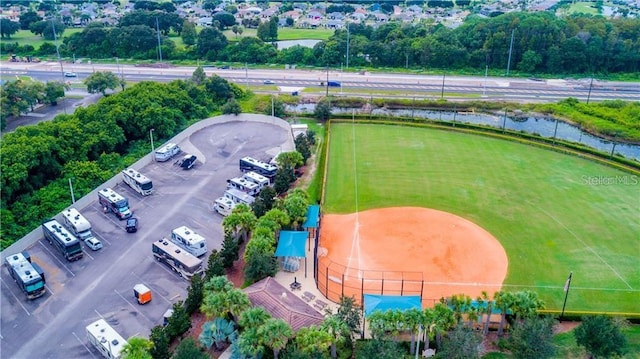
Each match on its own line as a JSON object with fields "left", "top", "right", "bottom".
{"left": 6, "top": 29, "right": 82, "bottom": 49}
{"left": 324, "top": 123, "right": 640, "bottom": 313}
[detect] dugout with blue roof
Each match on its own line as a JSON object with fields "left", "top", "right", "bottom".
{"left": 276, "top": 231, "right": 308, "bottom": 276}
{"left": 302, "top": 205, "right": 320, "bottom": 229}
{"left": 363, "top": 294, "right": 422, "bottom": 317}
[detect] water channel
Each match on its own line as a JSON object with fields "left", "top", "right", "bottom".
{"left": 286, "top": 104, "right": 640, "bottom": 161}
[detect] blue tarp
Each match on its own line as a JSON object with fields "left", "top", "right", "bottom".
{"left": 363, "top": 294, "right": 422, "bottom": 317}
{"left": 274, "top": 231, "right": 307, "bottom": 257}
{"left": 302, "top": 205, "right": 320, "bottom": 229}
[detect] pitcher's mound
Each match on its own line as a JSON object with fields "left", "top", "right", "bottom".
{"left": 318, "top": 207, "right": 508, "bottom": 306}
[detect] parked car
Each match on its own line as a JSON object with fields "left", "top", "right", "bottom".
{"left": 263, "top": 80, "right": 275, "bottom": 84}
{"left": 179, "top": 154, "right": 197, "bottom": 170}
{"left": 126, "top": 217, "right": 138, "bottom": 233}
{"left": 84, "top": 237, "right": 103, "bottom": 251}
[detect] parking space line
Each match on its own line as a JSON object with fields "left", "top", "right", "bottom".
{"left": 83, "top": 249, "right": 95, "bottom": 261}
{"left": 1, "top": 279, "right": 30, "bottom": 316}
{"left": 72, "top": 331, "right": 97, "bottom": 358}
{"left": 44, "top": 284, "right": 55, "bottom": 296}
{"left": 95, "top": 309, "right": 103, "bottom": 318}
{"left": 131, "top": 272, "right": 172, "bottom": 305}
{"left": 93, "top": 232, "right": 111, "bottom": 246}
{"left": 151, "top": 256, "right": 178, "bottom": 277}
{"left": 114, "top": 289, "right": 154, "bottom": 325}
{"left": 38, "top": 241, "right": 75, "bottom": 277}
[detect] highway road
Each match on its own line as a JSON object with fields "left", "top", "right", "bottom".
{"left": 0, "top": 120, "right": 292, "bottom": 358}
{"left": 2, "top": 61, "right": 639, "bottom": 102}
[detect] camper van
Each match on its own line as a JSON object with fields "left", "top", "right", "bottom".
{"left": 243, "top": 171, "right": 271, "bottom": 190}
{"left": 213, "top": 196, "right": 236, "bottom": 216}
{"left": 155, "top": 143, "right": 180, "bottom": 162}
{"left": 224, "top": 189, "right": 255, "bottom": 206}
{"left": 226, "top": 177, "right": 260, "bottom": 196}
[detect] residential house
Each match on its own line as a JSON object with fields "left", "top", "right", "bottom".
{"left": 350, "top": 12, "right": 366, "bottom": 23}
{"left": 325, "top": 19, "right": 343, "bottom": 29}
{"left": 326, "top": 12, "right": 345, "bottom": 20}
{"left": 307, "top": 11, "right": 323, "bottom": 20}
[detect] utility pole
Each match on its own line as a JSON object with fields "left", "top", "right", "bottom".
{"left": 346, "top": 21, "right": 350, "bottom": 70}
{"left": 506, "top": 29, "right": 514, "bottom": 76}
{"left": 440, "top": 71, "right": 446, "bottom": 99}
{"left": 68, "top": 178, "right": 75, "bottom": 204}
{"left": 483, "top": 64, "right": 488, "bottom": 97}
{"left": 586, "top": 76, "right": 594, "bottom": 104}
{"left": 325, "top": 66, "right": 329, "bottom": 96}
{"left": 51, "top": 17, "right": 67, "bottom": 115}
{"left": 156, "top": 17, "right": 163, "bottom": 62}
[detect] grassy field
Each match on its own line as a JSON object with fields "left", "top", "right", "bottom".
{"left": 6, "top": 29, "right": 82, "bottom": 49}
{"left": 323, "top": 123, "right": 639, "bottom": 313}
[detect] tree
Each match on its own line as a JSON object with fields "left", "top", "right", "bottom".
{"left": 236, "top": 327, "right": 264, "bottom": 359}
{"left": 356, "top": 338, "right": 402, "bottom": 359}
{"left": 508, "top": 316, "right": 556, "bottom": 359}
{"left": 85, "top": 71, "right": 122, "bottom": 95}
{"left": 185, "top": 274, "right": 205, "bottom": 315}
{"left": 314, "top": 97, "right": 332, "bottom": 121}
{"left": 121, "top": 337, "right": 153, "bottom": 359}
{"left": 296, "top": 325, "right": 332, "bottom": 357}
{"left": 30, "top": 20, "right": 66, "bottom": 40}
{"left": 20, "top": 11, "right": 42, "bottom": 30}
{"left": 511, "top": 290, "right": 545, "bottom": 322}
{"left": 244, "top": 251, "right": 277, "bottom": 283}
{"left": 166, "top": 302, "right": 191, "bottom": 340}
{"left": 285, "top": 17, "right": 294, "bottom": 27}
{"left": 191, "top": 66, "right": 207, "bottom": 86}
{"left": 205, "top": 249, "right": 226, "bottom": 279}
{"left": 432, "top": 303, "right": 455, "bottom": 349}
{"left": 199, "top": 317, "right": 237, "bottom": 351}
{"left": 274, "top": 167, "right": 294, "bottom": 194}
{"left": 333, "top": 296, "right": 362, "bottom": 337}
{"left": 438, "top": 324, "right": 482, "bottom": 359}
{"left": 220, "top": 234, "right": 239, "bottom": 269}
{"left": 172, "top": 337, "right": 208, "bottom": 359}
{"left": 149, "top": 326, "right": 170, "bottom": 359}
{"left": 575, "top": 315, "right": 627, "bottom": 359}
{"left": 322, "top": 315, "right": 349, "bottom": 358}
{"left": 43, "top": 81, "right": 68, "bottom": 106}
{"left": 180, "top": 20, "right": 197, "bottom": 46}
{"left": 0, "top": 19, "right": 20, "bottom": 39}
{"left": 268, "top": 16, "right": 279, "bottom": 41}
{"left": 259, "top": 318, "right": 293, "bottom": 359}
{"left": 222, "top": 204, "right": 256, "bottom": 243}
{"left": 403, "top": 308, "right": 425, "bottom": 355}
{"left": 276, "top": 151, "right": 304, "bottom": 170}
{"left": 221, "top": 98, "right": 241, "bottom": 115}
{"left": 197, "top": 27, "right": 227, "bottom": 60}
{"left": 494, "top": 291, "right": 516, "bottom": 336}
{"left": 257, "top": 21, "right": 270, "bottom": 42}
{"left": 231, "top": 25, "right": 241, "bottom": 38}
{"left": 213, "top": 13, "right": 236, "bottom": 29}
{"left": 238, "top": 306, "right": 271, "bottom": 329}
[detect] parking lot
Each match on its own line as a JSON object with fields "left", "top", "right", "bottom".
{"left": 1, "top": 120, "right": 292, "bottom": 358}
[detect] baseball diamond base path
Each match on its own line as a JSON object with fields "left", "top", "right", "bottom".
{"left": 317, "top": 207, "right": 508, "bottom": 306}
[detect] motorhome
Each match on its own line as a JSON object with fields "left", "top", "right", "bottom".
{"left": 152, "top": 239, "right": 204, "bottom": 280}
{"left": 224, "top": 189, "right": 255, "bottom": 206}
{"left": 86, "top": 319, "right": 127, "bottom": 359}
{"left": 122, "top": 168, "right": 153, "bottom": 196}
{"left": 5, "top": 251, "right": 46, "bottom": 300}
{"left": 170, "top": 226, "right": 207, "bottom": 257}
{"left": 98, "top": 188, "right": 131, "bottom": 220}
{"left": 243, "top": 171, "right": 271, "bottom": 190}
{"left": 213, "top": 196, "right": 236, "bottom": 216}
{"left": 62, "top": 207, "right": 95, "bottom": 242}
{"left": 42, "top": 219, "right": 83, "bottom": 261}
{"left": 227, "top": 177, "right": 260, "bottom": 196}
{"left": 154, "top": 143, "right": 180, "bottom": 162}
{"left": 239, "top": 156, "right": 278, "bottom": 179}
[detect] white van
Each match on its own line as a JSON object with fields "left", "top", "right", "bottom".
{"left": 155, "top": 143, "right": 181, "bottom": 162}
{"left": 213, "top": 196, "right": 236, "bottom": 216}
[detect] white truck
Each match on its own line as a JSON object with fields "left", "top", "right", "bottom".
{"left": 86, "top": 319, "right": 127, "bottom": 359}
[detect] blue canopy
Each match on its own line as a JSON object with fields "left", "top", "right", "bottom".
{"left": 275, "top": 231, "right": 307, "bottom": 257}
{"left": 363, "top": 294, "right": 422, "bottom": 317}
{"left": 302, "top": 205, "right": 320, "bottom": 229}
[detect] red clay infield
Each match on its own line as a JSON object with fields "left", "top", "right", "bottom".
{"left": 317, "top": 207, "right": 508, "bottom": 306}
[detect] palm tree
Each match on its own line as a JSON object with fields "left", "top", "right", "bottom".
{"left": 238, "top": 306, "right": 271, "bottom": 330}
{"left": 222, "top": 204, "right": 257, "bottom": 242}
{"left": 512, "top": 290, "right": 545, "bottom": 321}
{"left": 296, "top": 325, "right": 333, "bottom": 358}
{"left": 259, "top": 318, "right": 293, "bottom": 359}
{"left": 478, "top": 291, "right": 493, "bottom": 336}
{"left": 236, "top": 327, "right": 264, "bottom": 359}
{"left": 322, "top": 315, "right": 349, "bottom": 358}
{"left": 421, "top": 307, "right": 436, "bottom": 351}
{"left": 205, "top": 275, "right": 233, "bottom": 293}
{"left": 403, "top": 308, "right": 425, "bottom": 355}
{"left": 448, "top": 294, "right": 472, "bottom": 325}
{"left": 226, "top": 288, "right": 251, "bottom": 322}
{"left": 494, "top": 291, "right": 517, "bottom": 336}
{"left": 199, "top": 318, "right": 236, "bottom": 351}
{"left": 432, "top": 303, "right": 455, "bottom": 349}
{"left": 121, "top": 336, "right": 152, "bottom": 359}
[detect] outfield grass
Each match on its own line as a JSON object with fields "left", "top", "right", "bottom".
{"left": 7, "top": 29, "right": 82, "bottom": 49}
{"left": 323, "top": 123, "right": 639, "bottom": 313}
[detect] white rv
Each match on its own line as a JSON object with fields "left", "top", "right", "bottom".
{"left": 86, "top": 319, "right": 127, "bottom": 359}
{"left": 170, "top": 226, "right": 207, "bottom": 257}
{"left": 213, "top": 196, "right": 236, "bottom": 216}
{"left": 155, "top": 143, "right": 181, "bottom": 162}
{"left": 224, "top": 189, "right": 255, "bottom": 206}
{"left": 227, "top": 177, "right": 260, "bottom": 196}
{"left": 62, "top": 207, "right": 94, "bottom": 241}
{"left": 242, "top": 171, "right": 270, "bottom": 190}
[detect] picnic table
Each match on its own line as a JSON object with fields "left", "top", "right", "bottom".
{"left": 313, "top": 299, "right": 328, "bottom": 311}
{"left": 301, "top": 291, "right": 315, "bottom": 302}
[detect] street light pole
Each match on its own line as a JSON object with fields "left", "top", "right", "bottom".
{"left": 440, "top": 71, "right": 446, "bottom": 99}
{"left": 68, "top": 178, "right": 76, "bottom": 204}
{"left": 560, "top": 272, "right": 573, "bottom": 321}
{"left": 150, "top": 128, "right": 155, "bottom": 160}
{"left": 586, "top": 77, "right": 594, "bottom": 104}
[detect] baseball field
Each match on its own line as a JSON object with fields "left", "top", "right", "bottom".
{"left": 321, "top": 122, "right": 639, "bottom": 314}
